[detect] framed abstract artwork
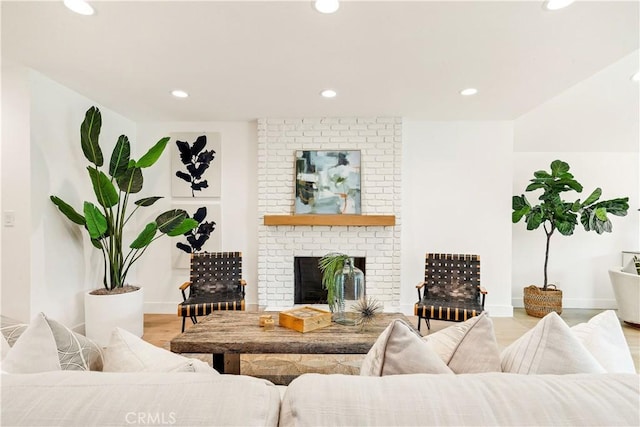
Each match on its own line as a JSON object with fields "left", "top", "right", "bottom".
{"left": 295, "top": 150, "right": 361, "bottom": 214}
{"left": 171, "top": 132, "right": 221, "bottom": 198}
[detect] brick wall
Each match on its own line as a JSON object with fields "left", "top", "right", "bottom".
{"left": 257, "top": 117, "right": 402, "bottom": 310}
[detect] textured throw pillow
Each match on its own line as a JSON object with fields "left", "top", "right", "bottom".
{"left": 424, "top": 312, "right": 501, "bottom": 373}
{"left": 360, "top": 319, "right": 453, "bottom": 376}
{"left": 2, "top": 312, "right": 103, "bottom": 373}
{"left": 103, "top": 327, "right": 218, "bottom": 373}
{"left": 571, "top": 310, "right": 636, "bottom": 373}
{"left": 1, "top": 334, "right": 10, "bottom": 360}
{"left": 0, "top": 315, "right": 28, "bottom": 347}
{"left": 501, "top": 311, "right": 606, "bottom": 374}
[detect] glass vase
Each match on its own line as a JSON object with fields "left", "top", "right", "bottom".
{"left": 333, "top": 257, "right": 365, "bottom": 325}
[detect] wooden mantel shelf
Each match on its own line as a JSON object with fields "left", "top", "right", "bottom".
{"left": 263, "top": 214, "right": 396, "bottom": 227}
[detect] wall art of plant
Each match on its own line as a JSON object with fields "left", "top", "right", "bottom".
{"left": 176, "top": 206, "right": 217, "bottom": 253}
{"left": 175, "top": 135, "right": 216, "bottom": 197}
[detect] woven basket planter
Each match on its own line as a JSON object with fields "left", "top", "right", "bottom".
{"left": 523, "top": 285, "right": 562, "bottom": 318}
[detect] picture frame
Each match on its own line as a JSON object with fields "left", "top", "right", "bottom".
{"left": 294, "top": 150, "right": 361, "bottom": 214}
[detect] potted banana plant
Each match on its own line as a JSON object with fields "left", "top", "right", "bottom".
{"left": 51, "top": 106, "right": 197, "bottom": 345}
{"left": 512, "top": 159, "right": 629, "bottom": 317}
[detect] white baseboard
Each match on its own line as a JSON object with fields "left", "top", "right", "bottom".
{"left": 511, "top": 298, "right": 618, "bottom": 309}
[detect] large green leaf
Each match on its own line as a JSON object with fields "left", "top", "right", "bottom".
{"left": 116, "top": 166, "right": 143, "bottom": 194}
{"left": 136, "top": 137, "right": 170, "bottom": 168}
{"left": 166, "top": 218, "right": 198, "bottom": 236}
{"left": 50, "top": 196, "right": 85, "bottom": 225}
{"left": 80, "top": 106, "right": 103, "bottom": 166}
{"left": 526, "top": 211, "right": 543, "bottom": 230}
{"left": 90, "top": 238, "right": 103, "bottom": 249}
{"left": 556, "top": 220, "right": 575, "bottom": 236}
{"left": 156, "top": 209, "right": 187, "bottom": 233}
{"left": 109, "top": 135, "right": 131, "bottom": 178}
{"left": 83, "top": 202, "right": 107, "bottom": 239}
{"left": 525, "top": 182, "right": 545, "bottom": 192}
{"left": 87, "top": 167, "right": 119, "bottom": 208}
{"left": 594, "top": 207, "right": 608, "bottom": 221}
{"left": 533, "top": 170, "right": 551, "bottom": 179}
{"left": 512, "top": 196, "right": 530, "bottom": 223}
{"left": 134, "top": 196, "right": 163, "bottom": 207}
{"left": 550, "top": 160, "right": 569, "bottom": 177}
{"left": 130, "top": 222, "right": 158, "bottom": 249}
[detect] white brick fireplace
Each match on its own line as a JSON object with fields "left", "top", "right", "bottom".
{"left": 257, "top": 118, "right": 402, "bottom": 310}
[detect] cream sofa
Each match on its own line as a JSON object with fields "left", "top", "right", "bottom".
{"left": 2, "top": 371, "right": 639, "bottom": 426}
{"left": 3, "top": 311, "right": 639, "bottom": 426}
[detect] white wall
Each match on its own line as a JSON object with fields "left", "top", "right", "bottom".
{"left": 1, "top": 62, "right": 32, "bottom": 321}
{"left": 513, "top": 51, "right": 639, "bottom": 308}
{"left": 136, "top": 122, "right": 258, "bottom": 313}
{"left": 2, "top": 68, "right": 137, "bottom": 328}
{"left": 401, "top": 121, "right": 514, "bottom": 316}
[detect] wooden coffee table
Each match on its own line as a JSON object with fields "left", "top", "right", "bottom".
{"left": 170, "top": 311, "right": 414, "bottom": 374}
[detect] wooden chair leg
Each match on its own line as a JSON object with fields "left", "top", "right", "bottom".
{"left": 417, "top": 317, "right": 422, "bottom": 332}
{"left": 181, "top": 316, "right": 186, "bottom": 333}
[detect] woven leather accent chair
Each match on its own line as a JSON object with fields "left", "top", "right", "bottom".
{"left": 178, "top": 252, "right": 246, "bottom": 332}
{"left": 414, "top": 253, "right": 487, "bottom": 331}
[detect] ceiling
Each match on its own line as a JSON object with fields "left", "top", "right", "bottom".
{"left": 2, "top": 0, "right": 638, "bottom": 122}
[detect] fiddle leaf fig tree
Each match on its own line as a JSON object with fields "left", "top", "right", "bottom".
{"left": 51, "top": 106, "right": 198, "bottom": 291}
{"left": 512, "top": 159, "right": 629, "bottom": 290}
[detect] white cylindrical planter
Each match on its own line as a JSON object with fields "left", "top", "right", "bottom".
{"left": 85, "top": 287, "right": 144, "bottom": 347}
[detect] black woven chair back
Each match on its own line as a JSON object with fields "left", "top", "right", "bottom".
{"left": 190, "top": 252, "right": 243, "bottom": 298}
{"left": 424, "top": 253, "right": 480, "bottom": 303}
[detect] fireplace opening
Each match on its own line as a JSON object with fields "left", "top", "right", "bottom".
{"left": 294, "top": 256, "right": 366, "bottom": 304}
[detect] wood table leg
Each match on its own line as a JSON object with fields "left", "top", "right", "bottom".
{"left": 212, "top": 353, "right": 240, "bottom": 374}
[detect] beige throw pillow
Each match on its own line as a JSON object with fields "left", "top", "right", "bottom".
{"left": 2, "top": 312, "right": 103, "bottom": 373}
{"left": 1, "top": 333, "right": 11, "bottom": 360}
{"left": 571, "top": 310, "right": 636, "bottom": 373}
{"left": 0, "top": 315, "right": 28, "bottom": 347}
{"left": 360, "top": 319, "right": 453, "bottom": 376}
{"left": 501, "top": 312, "right": 606, "bottom": 374}
{"left": 103, "top": 327, "right": 218, "bottom": 373}
{"left": 424, "top": 312, "right": 501, "bottom": 373}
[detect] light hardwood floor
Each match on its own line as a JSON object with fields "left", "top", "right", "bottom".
{"left": 145, "top": 308, "right": 640, "bottom": 372}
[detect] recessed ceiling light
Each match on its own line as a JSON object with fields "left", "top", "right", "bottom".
{"left": 64, "top": 0, "right": 94, "bottom": 16}
{"left": 544, "top": 0, "right": 575, "bottom": 11}
{"left": 632, "top": 72, "right": 640, "bottom": 82}
{"left": 460, "top": 88, "right": 478, "bottom": 96}
{"left": 314, "top": 0, "right": 340, "bottom": 14}
{"left": 320, "top": 89, "right": 337, "bottom": 98}
{"left": 171, "top": 90, "right": 189, "bottom": 98}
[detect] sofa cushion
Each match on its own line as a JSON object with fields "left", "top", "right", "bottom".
{"left": 103, "top": 327, "right": 217, "bottom": 373}
{"left": 2, "top": 371, "right": 280, "bottom": 427}
{"left": 1, "top": 313, "right": 103, "bottom": 373}
{"left": 360, "top": 319, "right": 453, "bottom": 376}
{"left": 501, "top": 311, "right": 605, "bottom": 374}
{"left": 280, "top": 372, "right": 640, "bottom": 427}
{"left": 571, "top": 310, "right": 636, "bottom": 373}
{"left": 424, "top": 312, "right": 501, "bottom": 373}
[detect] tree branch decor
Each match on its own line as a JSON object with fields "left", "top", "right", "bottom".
{"left": 175, "top": 135, "right": 216, "bottom": 197}
{"left": 176, "top": 207, "right": 217, "bottom": 254}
